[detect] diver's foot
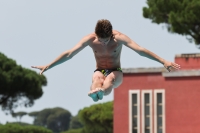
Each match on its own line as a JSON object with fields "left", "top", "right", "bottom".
{"left": 96, "top": 88, "right": 104, "bottom": 100}
{"left": 88, "top": 89, "right": 99, "bottom": 102}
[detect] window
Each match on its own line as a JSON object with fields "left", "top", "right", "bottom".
{"left": 129, "top": 90, "right": 165, "bottom": 133}
{"left": 154, "top": 90, "right": 165, "bottom": 133}
{"left": 142, "top": 90, "right": 152, "bottom": 133}
{"left": 132, "top": 94, "right": 138, "bottom": 133}
{"left": 129, "top": 90, "right": 140, "bottom": 133}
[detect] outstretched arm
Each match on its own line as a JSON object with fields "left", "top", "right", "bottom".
{"left": 32, "top": 35, "right": 90, "bottom": 74}
{"left": 119, "top": 33, "right": 180, "bottom": 72}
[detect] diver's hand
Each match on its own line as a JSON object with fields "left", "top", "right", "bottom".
{"left": 31, "top": 65, "right": 49, "bottom": 75}
{"left": 163, "top": 60, "right": 181, "bottom": 72}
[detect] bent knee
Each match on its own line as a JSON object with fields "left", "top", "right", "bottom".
{"left": 113, "top": 77, "right": 123, "bottom": 88}
{"left": 104, "top": 88, "right": 112, "bottom": 96}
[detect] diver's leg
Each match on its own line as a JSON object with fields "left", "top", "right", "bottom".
{"left": 88, "top": 71, "right": 105, "bottom": 102}
{"left": 99, "top": 71, "right": 123, "bottom": 96}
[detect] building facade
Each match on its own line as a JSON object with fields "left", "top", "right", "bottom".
{"left": 114, "top": 53, "right": 200, "bottom": 133}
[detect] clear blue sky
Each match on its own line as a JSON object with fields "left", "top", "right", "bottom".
{"left": 0, "top": 0, "right": 199, "bottom": 124}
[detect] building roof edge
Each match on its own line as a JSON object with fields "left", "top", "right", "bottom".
{"left": 122, "top": 67, "right": 200, "bottom": 77}
{"left": 122, "top": 67, "right": 167, "bottom": 73}
{"left": 175, "top": 53, "right": 200, "bottom": 57}
{"left": 162, "top": 70, "right": 200, "bottom": 77}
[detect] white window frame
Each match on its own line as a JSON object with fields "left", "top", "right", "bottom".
{"left": 141, "top": 90, "right": 153, "bottom": 133}
{"left": 129, "top": 90, "right": 140, "bottom": 133}
{"left": 154, "top": 89, "right": 166, "bottom": 133}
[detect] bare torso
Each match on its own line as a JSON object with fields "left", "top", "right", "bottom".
{"left": 88, "top": 30, "right": 123, "bottom": 69}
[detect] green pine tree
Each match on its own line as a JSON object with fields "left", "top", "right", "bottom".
{"left": 143, "top": 0, "right": 200, "bottom": 46}
{"left": 0, "top": 52, "right": 47, "bottom": 112}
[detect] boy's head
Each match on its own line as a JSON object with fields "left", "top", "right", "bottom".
{"left": 95, "top": 19, "right": 113, "bottom": 38}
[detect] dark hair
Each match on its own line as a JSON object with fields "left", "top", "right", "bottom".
{"left": 95, "top": 19, "right": 113, "bottom": 38}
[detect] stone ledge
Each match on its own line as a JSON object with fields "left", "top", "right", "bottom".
{"left": 175, "top": 53, "right": 200, "bottom": 58}
{"left": 162, "top": 70, "right": 200, "bottom": 77}
{"left": 122, "top": 67, "right": 200, "bottom": 77}
{"left": 122, "top": 67, "right": 167, "bottom": 73}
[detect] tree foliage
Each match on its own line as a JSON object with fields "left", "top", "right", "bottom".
{"left": 61, "top": 128, "right": 83, "bottom": 133}
{"left": 29, "top": 107, "right": 72, "bottom": 133}
{"left": 0, "top": 123, "right": 53, "bottom": 133}
{"left": 143, "top": 0, "right": 200, "bottom": 46}
{"left": 78, "top": 101, "right": 113, "bottom": 133}
{"left": 11, "top": 111, "right": 27, "bottom": 122}
{"left": 7, "top": 122, "right": 31, "bottom": 126}
{"left": 0, "top": 52, "right": 47, "bottom": 112}
{"left": 69, "top": 114, "right": 83, "bottom": 130}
